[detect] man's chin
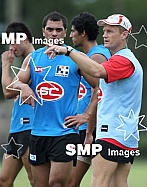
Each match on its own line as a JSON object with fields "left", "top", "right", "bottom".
{"left": 104, "top": 43, "right": 110, "bottom": 49}
{"left": 14, "top": 53, "right": 21, "bottom": 57}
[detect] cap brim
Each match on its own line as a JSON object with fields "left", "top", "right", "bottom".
{"left": 97, "top": 19, "right": 121, "bottom": 26}
{"left": 97, "top": 19, "right": 107, "bottom": 26}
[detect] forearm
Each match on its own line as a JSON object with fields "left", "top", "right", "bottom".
{"left": 13, "top": 80, "right": 36, "bottom": 108}
{"left": 69, "top": 50, "right": 102, "bottom": 78}
{"left": 1, "top": 63, "right": 18, "bottom": 99}
{"left": 84, "top": 106, "right": 97, "bottom": 145}
{"left": 83, "top": 87, "right": 98, "bottom": 120}
{"left": 86, "top": 106, "right": 97, "bottom": 135}
{"left": 13, "top": 80, "right": 28, "bottom": 91}
{"left": 85, "top": 87, "right": 97, "bottom": 133}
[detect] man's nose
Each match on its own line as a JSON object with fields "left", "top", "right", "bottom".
{"left": 9, "top": 45, "right": 15, "bottom": 50}
{"left": 52, "top": 29, "right": 58, "bottom": 36}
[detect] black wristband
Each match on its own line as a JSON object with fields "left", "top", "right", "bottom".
{"left": 65, "top": 46, "right": 73, "bottom": 56}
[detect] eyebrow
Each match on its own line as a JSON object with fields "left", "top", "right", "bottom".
{"left": 46, "top": 27, "right": 64, "bottom": 31}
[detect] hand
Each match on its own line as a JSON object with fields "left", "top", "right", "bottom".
{"left": 1, "top": 49, "right": 15, "bottom": 66}
{"left": 20, "top": 84, "right": 36, "bottom": 108}
{"left": 44, "top": 44, "right": 67, "bottom": 59}
{"left": 84, "top": 133, "right": 93, "bottom": 146}
{"left": 64, "top": 113, "right": 90, "bottom": 130}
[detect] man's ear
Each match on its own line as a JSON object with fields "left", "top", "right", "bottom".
{"left": 81, "top": 30, "right": 86, "bottom": 37}
{"left": 24, "top": 37, "right": 28, "bottom": 43}
{"left": 121, "top": 31, "right": 129, "bottom": 40}
{"left": 42, "top": 28, "right": 45, "bottom": 37}
{"left": 64, "top": 29, "right": 67, "bottom": 37}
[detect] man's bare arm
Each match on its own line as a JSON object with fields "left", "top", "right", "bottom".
{"left": 13, "top": 54, "right": 36, "bottom": 108}
{"left": 1, "top": 50, "right": 19, "bottom": 98}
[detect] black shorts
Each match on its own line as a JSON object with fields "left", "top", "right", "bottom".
{"left": 92, "top": 139, "right": 135, "bottom": 164}
{"left": 6, "top": 130, "right": 31, "bottom": 159}
{"left": 29, "top": 133, "right": 79, "bottom": 167}
{"left": 78, "top": 128, "right": 96, "bottom": 157}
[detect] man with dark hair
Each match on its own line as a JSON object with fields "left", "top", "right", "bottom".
{"left": 68, "top": 12, "right": 111, "bottom": 187}
{"left": 12, "top": 11, "right": 98, "bottom": 187}
{"left": 42, "top": 11, "right": 68, "bottom": 30}
{"left": 44, "top": 14, "right": 143, "bottom": 187}
{"left": 0, "top": 22, "right": 35, "bottom": 187}
{"left": 6, "top": 22, "right": 33, "bottom": 43}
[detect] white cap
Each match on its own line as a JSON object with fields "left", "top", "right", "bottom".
{"left": 97, "top": 14, "right": 132, "bottom": 33}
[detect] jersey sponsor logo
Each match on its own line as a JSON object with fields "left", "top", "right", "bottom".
{"left": 55, "top": 65, "right": 69, "bottom": 77}
{"left": 98, "top": 87, "right": 103, "bottom": 103}
{"left": 20, "top": 118, "right": 30, "bottom": 124}
{"left": 78, "top": 82, "right": 87, "bottom": 100}
{"left": 100, "top": 125, "right": 108, "bottom": 132}
{"left": 35, "top": 66, "right": 44, "bottom": 73}
{"left": 36, "top": 81, "right": 64, "bottom": 101}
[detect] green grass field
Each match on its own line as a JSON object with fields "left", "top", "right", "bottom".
{"left": 81, "top": 158, "right": 147, "bottom": 187}
{"left": 0, "top": 159, "right": 147, "bottom": 186}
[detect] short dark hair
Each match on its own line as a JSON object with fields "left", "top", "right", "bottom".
{"left": 71, "top": 12, "right": 99, "bottom": 41}
{"left": 42, "top": 11, "right": 68, "bottom": 29}
{"left": 6, "top": 22, "right": 32, "bottom": 43}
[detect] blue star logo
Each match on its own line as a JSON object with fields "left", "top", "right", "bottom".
{"left": 1, "top": 137, "right": 23, "bottom": 159}
{"left": 115, "top": 109, "right": 146, "bottom": 141}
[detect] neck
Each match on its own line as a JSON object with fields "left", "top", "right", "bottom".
{"left": 82, "top": 40, "right": 97, "bottom": 54}
{"left": 110, "top": 45, "right": 128, "bottom": 55}
{"left": 23, "top": 43, "right": 35, "bottom": 58}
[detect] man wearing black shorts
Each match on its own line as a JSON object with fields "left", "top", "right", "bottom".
{"left": 68, "top": 12, "right": 110, "bottom": 187}
{"left": 12, "top": 11, "right": 98, "bottom": 187}
{"left": 1, "top": 22, "right": 35, "bottom": 186}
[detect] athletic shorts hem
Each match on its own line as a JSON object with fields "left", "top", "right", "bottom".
{"left": 92, "top": 139, "right": 135, "bottom": 164}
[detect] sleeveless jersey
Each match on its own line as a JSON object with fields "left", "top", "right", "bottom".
{"left": 78, "top": 45, "right": 111, "bottom": 130}
{"left": 30, "top": 46, "right": 81, "bottom": 136}
{"left": 97, "top": 48, "right": 143, "bottom": 148}
{"left": 10, "top": 94, "right": 34, "bottom": 133}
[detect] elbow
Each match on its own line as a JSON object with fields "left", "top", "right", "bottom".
{"left": 91, "top": 69, "right": 101, "bottom": 78}
{"left": 91, "top": 67, "right": 106, "bottom": 79}
{"left": 4, "top": 93, "right": 13, "bottom": 99}
{"left": 3, "top": 90, "right": 16, "bottom": 99}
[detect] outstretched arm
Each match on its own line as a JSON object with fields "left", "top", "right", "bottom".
{"left": 44, "top": 45, "right": 107, "bottom": 79}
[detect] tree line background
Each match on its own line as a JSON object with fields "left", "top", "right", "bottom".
{"left": 0, "top": 0, "right": 147, "bottom": 159}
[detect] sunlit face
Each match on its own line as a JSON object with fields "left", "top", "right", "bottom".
{"left": 9, "top": 40, "right": 26, "bottom": 57}
{"left": 42, "top": 20, "right": 67, "bottom": 43}
{"left": 103, "top": 24, "right": 125, "bottom": 53}
{"left": 70, "top": 25, "right": 84, "bottom": 48}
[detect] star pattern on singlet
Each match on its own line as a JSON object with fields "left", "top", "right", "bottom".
{"left": 116, "top": 109, "right": 146, "bottom": 141}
